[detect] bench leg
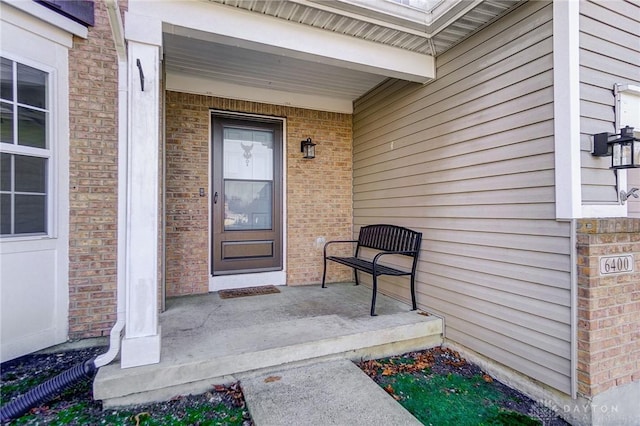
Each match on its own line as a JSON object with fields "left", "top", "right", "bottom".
{"left": 410, "top": 274, "right": 417, "bottom": 311}
{"left": 321, "top": 257, "right": 328, "bottom": 288}
{"left": 354, "top": 270, "right": 359, "bottom": 286}
{"left": 370, "top": 275, "right": 378, "bottom": 316}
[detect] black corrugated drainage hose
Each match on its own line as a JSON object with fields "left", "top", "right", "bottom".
{"left": 0, "top": 357, "right": 97, "bottom": 422}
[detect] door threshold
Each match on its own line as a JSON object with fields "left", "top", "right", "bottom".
{"left": 209, "top": 270, "right": 286, "bottom": 292}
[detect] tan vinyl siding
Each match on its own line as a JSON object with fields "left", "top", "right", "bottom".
{"left": 579, "top": 0, "right": 640, "bottom": 203}
{"left": 353, "top": 1, "right": 573, "bottom": 394}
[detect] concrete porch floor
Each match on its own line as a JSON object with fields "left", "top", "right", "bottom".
{"left": 94, "top": 282, "right": 443, "bottom": 407}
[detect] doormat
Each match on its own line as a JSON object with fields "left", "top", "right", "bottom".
{"left": 218, "top": 285, "right": 281, "bottom": 299}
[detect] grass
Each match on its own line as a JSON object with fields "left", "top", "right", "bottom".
{"left": 1, "top": 348, "right": 249, "bottom": 425}
{"left": 359, "top": 347, "right": 547, "bottom": 426}
{"left": 380, "top": 372, "right": 539, "bottom": 426}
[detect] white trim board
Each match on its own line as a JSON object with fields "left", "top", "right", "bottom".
{"left": 210, "top": 271, "right": 287, "bottom": 292}
{"left": 553, "top": 0, "right": 581, "bottom": 220}
{"left": 1, "top": 0, "right": 87, "bottom": 39}
{"left": 167, "top": 73, "right": 354, "bottom": 114}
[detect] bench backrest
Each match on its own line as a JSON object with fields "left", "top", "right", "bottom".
{"left": 356, "top": 224, "right": 422, "bottom": 257}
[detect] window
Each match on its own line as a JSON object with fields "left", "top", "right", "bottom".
{"left": 0, "top": 57, "right": 50, "bottom": 236}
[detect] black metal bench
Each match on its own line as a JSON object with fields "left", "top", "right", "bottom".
{"left": 321, "top": 224, "right": 422, "bottom": 316}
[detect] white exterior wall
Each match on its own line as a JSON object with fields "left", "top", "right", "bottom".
{"left": 0, "top": 3, "right": 76, "bottom": 361}
{"left": 353, "top": 1, "right": 573, "bottom": 394}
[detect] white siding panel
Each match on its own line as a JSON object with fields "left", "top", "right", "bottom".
{"left": 353, "top": 1, "right": 573, "bottom": 394}
{"left": 579, "top": 1, "right": 640, "bottom": 204}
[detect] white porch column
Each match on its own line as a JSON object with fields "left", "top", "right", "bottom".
{"left": 121, "top": 14, "right": 162, "bottom": 368}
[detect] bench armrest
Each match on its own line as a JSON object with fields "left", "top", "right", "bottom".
{"left": 371, "top": 250, "right": 418, "bottom": 270}
{"left": 323, "top": 240, "right": 358, "bottom": 257}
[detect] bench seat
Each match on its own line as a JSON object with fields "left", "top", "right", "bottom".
{"left": 325, "top": 256, "right": 414, "bottom": 277}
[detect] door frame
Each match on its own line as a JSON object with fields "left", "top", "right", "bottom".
{"left": 208, "top": 110, "right": 287, "bottom": 291}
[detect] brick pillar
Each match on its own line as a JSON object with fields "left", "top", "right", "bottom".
{"left": 576, "top": 218, "right": 640, "bottom": 398}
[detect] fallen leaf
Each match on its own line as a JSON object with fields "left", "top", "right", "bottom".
{"left": 417, "top": 311, "right": 431, "bottom": 316}
{"left": 482, "top": 374, "right": 493, "bottom": 383}
{"left": 382, "top": 367, "right": 395, "bottom": 376}
{"left": 213, "top": 384, "right": 226, "bottom": 392}
{"left": 264, "top": 375, "right": 281, "bottom": 383}
{"left": 134, "top": 412, "right": 150, "bottom": 426}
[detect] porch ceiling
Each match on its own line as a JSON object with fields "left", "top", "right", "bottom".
{"left": 163, "top": 33, "right": 388, "bottom": 100}
{"left": 160, "top": 0, "right": 523, "bottom": 111}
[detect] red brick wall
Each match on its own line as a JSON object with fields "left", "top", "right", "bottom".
{"left": 67, "top": 1, "right": 125, "bottom": 338}
{"left": 165, "top": 91, "right": 354, "bottom": 297}
{"left": 576, "top": 218, "right": 640, "bottom": 397}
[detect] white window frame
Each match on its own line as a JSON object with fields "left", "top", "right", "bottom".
{"left": 1, "top": 53, "right": 55, "bottom": 239}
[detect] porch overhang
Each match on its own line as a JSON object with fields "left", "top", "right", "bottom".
{"left": 129, "top": 0, "right": 435, "bottom": 113}
{"left": 160, "top": 13, "right": 435, "bottom": 84}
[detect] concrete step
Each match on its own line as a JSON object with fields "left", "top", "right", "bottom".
{"left": 94, "top": 312, "right": 442, "bottom": 407}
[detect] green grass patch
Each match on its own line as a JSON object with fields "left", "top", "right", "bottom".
{"left": 380, "top": 372, "right": 540, "bottom": 426}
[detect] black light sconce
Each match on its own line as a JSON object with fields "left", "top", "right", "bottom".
{"left": 301, "top": 137, "right": 316, "bottom": 159}
{"left": 592, "top": 126, "right": 640, "bottom": 169}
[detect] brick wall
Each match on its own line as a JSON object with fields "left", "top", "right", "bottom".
{"left": 67, "top": 1, "right": 124, "bottom": 338}
{"left": 576, "top": 218, "right": 640, "bottom": 397}
{"left": 165, "top": 91, "right": 354, "bottom": 297}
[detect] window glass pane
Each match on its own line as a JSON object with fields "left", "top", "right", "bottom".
{"left": 0, "top": 102, "right": 13, "bottom": 143}
{"left": 1, "top": 58, "right": 13, "bottom": 101}
{"left": 15, "top": 155, "right": 46, "bottom": 193}
{"left": 18, "top": 106, "right": 46, "bottom": 148}
{"left": 1, "top": 153, "right": 11, "bottom": 191}
{"left": 17, "top": 63, "right": 46, "bottom": 109}
{"left": 224, "top": 180, "right": 272, "bottom": 230}
{"left": 0, "top": 193, "right": 10, "bottom": 234}
{"left": 14, "top": 194, "right": 45, "bottom": 234}
{"left": 223, "top": 128, "right": 273, "bottom": 180}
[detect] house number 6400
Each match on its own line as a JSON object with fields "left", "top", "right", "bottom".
{"left": 599, "top": 255, "right": 634, "bottom": 275}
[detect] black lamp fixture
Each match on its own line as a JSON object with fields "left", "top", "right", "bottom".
{"left": 592, "top": 126, "right": 640, "bottom": 169}
{"left": 301, "top": 137, "right": 316, "bottom": 159}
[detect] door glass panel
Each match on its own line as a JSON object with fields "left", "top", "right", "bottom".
{"left": 223, "top": 128, "right": 273, "bottom": 180}
{"left": 224, "top": 180, "right": 272, "bottom": 230}
{"left": 223, "top": 126, "right": 274, "bottom": 231}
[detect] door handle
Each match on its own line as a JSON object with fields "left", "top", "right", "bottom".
{"left": 213, "top": 192, "right": 218, "bottom": 204}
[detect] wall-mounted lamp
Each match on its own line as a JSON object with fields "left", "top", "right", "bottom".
{"left": 592, "top": 126, "right": 640, "bottom": 169}
{"left": 301, "top": 137, "right": 316, "bottom": 159}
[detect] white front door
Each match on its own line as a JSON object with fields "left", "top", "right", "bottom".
{"left": 0, "top": 7, "right": 72, "bottom": 362}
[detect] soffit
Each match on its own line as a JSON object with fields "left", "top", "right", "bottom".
{"left": 162, "top": 0, "right": 523, "bottom": 111}
{"left": 207, "top": 0, "right": 522, "bottom": 56}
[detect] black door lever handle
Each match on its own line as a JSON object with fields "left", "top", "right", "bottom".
{"left": 213, "top": 192, "right": 218, "bottom": 204}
